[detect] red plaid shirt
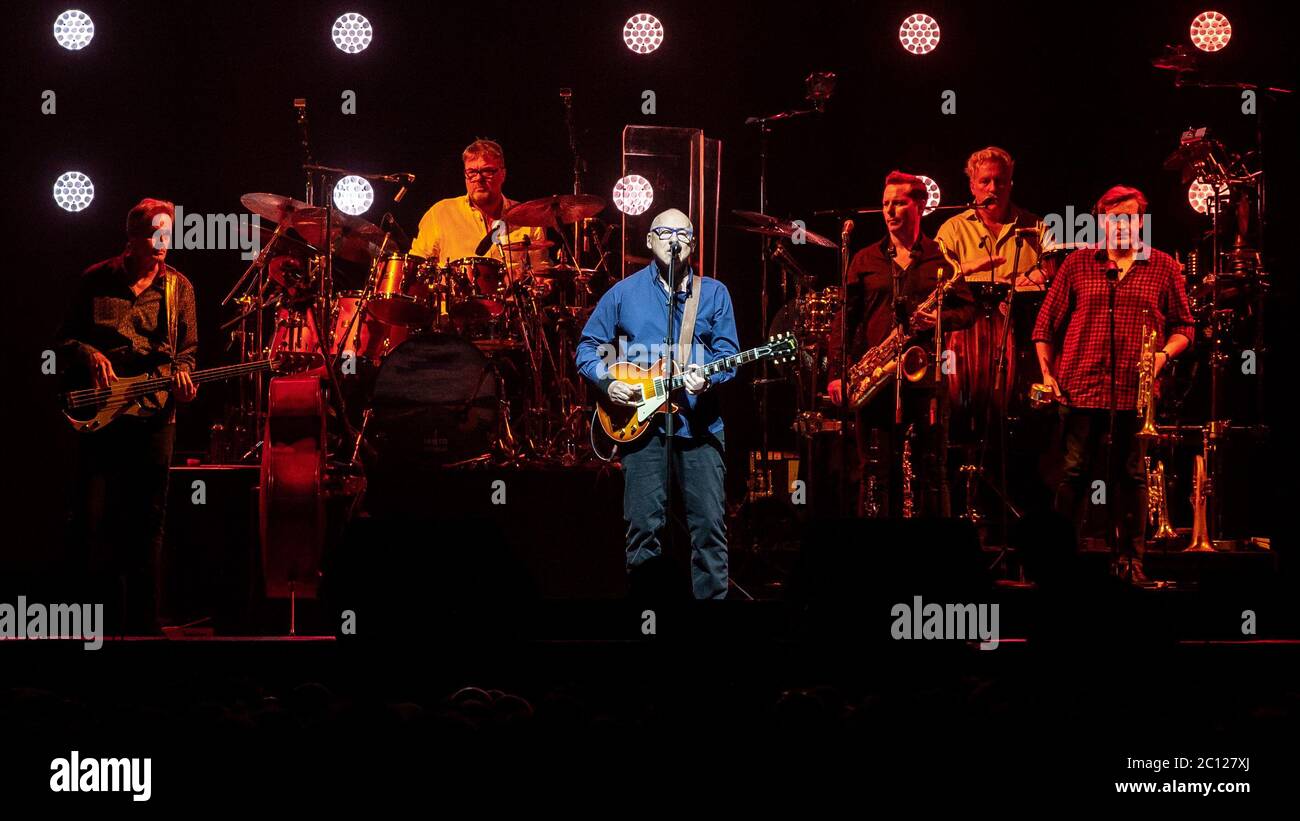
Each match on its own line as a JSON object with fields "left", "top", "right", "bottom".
{"left": 1031, "top": 247, "right": 1194, "bottom": 410}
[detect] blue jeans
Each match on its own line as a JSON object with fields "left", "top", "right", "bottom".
{"left": 620, "top": 431, "right": 728, "bottom": 599}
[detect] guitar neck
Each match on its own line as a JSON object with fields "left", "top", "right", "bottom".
{"left": 137, "top": 359, "right": 271, "bottom": 391}
{"left": 661, "top": 345, "right": 771, "bottom": 392}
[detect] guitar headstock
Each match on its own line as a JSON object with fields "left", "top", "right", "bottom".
{"left": 762, "top": 331, "right": 799, "bottom": 364}
{"left": 270, "top": 351, "right": 326, "bottom": 374}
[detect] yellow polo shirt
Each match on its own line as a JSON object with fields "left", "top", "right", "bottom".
{"left": 409, "top": 194, "right": 547, "bottom": 270}
{"left": 935, "top": 206, "right": 1047, "bottom": 291}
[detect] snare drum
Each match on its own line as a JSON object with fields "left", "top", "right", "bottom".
{"left": 367, "top": 253, "right": 433, "bottom": 327}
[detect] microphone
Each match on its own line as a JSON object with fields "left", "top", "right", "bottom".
{"left": 1104, "top": 257, "right": 1119, "bottom": 281}
{"left": 972, "top": 196, "right": 997, "bottom": 208}
{"left": 841, "top": 219, "right": 854, "bottom": 239}
{"left": 560, "top": 88, "right": 573, "bottom": 107}
{"left": 1014, "top": 227, "right": 1038, "bottom": 237}
{"left": 393, "top": 172, "right": 414, "bottom": 203}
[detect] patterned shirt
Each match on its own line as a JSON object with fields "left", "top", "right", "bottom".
{"left": 1031, "top": 247, "right": 1194, "bottom": 410}
{"left": 56, "top": 252, "right": 198, "bottom": 376}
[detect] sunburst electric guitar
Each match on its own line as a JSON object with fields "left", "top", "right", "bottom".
{"left": 593, "top": 332, "right": 797, "bottom": 446}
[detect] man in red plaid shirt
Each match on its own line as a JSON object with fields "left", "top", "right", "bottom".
{"left": 1032, "top": 186, "right": 1194, "bottom": 584}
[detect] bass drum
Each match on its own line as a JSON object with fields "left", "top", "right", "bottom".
{"left": 365, "top": 334, "right": 500, "bottom": 478}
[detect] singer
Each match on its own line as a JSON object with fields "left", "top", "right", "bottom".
{"left": 1031, "top": 185, "right": 1194, "bottom": 585}
{"left": 408, "top": 139, "right": 547, "bottom": 269}
{"left": 575, "top": 208, "right": 739, "bottom": 600}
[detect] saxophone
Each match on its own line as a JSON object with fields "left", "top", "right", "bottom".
{"left": 1135, "top": 310, "right": 1160, "bottom": 440}
{"left": 901, "top": 424, "right": 915, "bottom": 519}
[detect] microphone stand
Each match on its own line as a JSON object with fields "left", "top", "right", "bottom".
{"left": 981, "top": 233, "right": 1027, "bottom": 571}
{"left": 1105, "top": 257, "right": 1120, "bottom": 561}
{"left": 662, "top": 245, "right": 679, "bottom": 569}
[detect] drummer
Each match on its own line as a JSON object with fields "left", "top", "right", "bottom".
{"left": 409, "top": 138, "right": 549, "bottom": 278}
{"left": 934, "top": 147, "right": 1051, "bottom": 429}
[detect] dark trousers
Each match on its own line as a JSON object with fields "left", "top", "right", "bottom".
{"left": 66, "top": 417, "right": 175, "bottom": 633}
{"left": 621, "top": 431, "right": 728, "bottom": 600}
{"left": 855, "top": 386, "right": 950, "bottom": 517}
{"left": 1054, "top": 408, "right": 1147, "bottom": 559}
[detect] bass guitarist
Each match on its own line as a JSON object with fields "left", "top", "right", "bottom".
{"left": 575, "top": 208, "right": 739, "bottom": 600}
{"left": 56, "top": 198, "right": 198, "bottom": 635}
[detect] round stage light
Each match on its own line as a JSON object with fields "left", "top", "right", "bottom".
{"left": 1188, "top": 179, "right": 1229, "bottom": 215}
{"left": 899, "top": 13, "right": 941, "bottom": 55}
{"left": 333, "top": 175, "right": 374, "bottom": 215}
{"left": 612, "top": 175, "right": 654, "bottom": 216}
{"left": 53, "top": 171, "right": 94, "bottom": 212}
{"left": 1190, "top": 11, "right": 1231, "bottom": 52}
{"left": 332, "top": 13, "right": 373, "bottom": 54}
{"left": 916, "top": 175, "right": 941, "bottom": 216}
{"left": 623, "top": 13, "right": 664, "bottom": 54}
{"left": 53, "top": 10, "right": 94, "bottom": 50}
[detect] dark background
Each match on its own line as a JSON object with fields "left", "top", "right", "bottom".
{"left": 4, "top": 0, "right": 1294, "bottom": 568}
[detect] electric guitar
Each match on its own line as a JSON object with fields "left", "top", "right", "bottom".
{"left": 593, "top": 333, "right": 797, "bottom": 446}
{"left": 60, "top": 351, "right": 321, "bottom": 432}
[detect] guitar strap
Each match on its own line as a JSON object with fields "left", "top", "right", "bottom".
{"left": 675, "top": 267, "right": 701, "bottom": 370}
{"left": 165, "top": 267, "right": 179, "bottom": 422}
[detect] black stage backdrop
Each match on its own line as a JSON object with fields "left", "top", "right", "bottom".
{"left": 3, "top": 0, "right": 1295, "bottom": 568}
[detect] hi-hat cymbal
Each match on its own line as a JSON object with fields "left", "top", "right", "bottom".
{"left": 499, "top": 238, "right": 555, "bottom": 253}
{"left": 504, "top": 194, "right": 605, "bottom": 230}
{"left": 735, "top": 222, "right": 838, "bottom": 249}
{"left": 240, "top": 193, "right": 325, "bottom": 226}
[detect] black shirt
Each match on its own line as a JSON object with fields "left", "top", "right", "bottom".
{"left": 57, "top": 252, "right": 198, "bottom": 376}
{"left": 832, "top": 234, "right": 975, "bottom": 379}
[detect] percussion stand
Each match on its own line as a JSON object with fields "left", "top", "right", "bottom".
{"left": 980, "top": 235, "right": 1027, "bottom": 571}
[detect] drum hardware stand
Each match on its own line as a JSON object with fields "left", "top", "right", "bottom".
{"left": 977, "top": 233, "right": 1027, "bottom": 572}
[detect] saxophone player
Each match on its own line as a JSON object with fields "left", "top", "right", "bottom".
{"left": 828, "top": 172, "right": 975, "bottom": 517}
{"left": 1031, "top": 186, "right": 1194, "bottom": 584}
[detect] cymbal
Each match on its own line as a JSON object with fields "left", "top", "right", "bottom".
{"left": 253, "top": 223, "right": 319, "bottom": 259}
{"left": 531, "top": 263, "right": 596, "bottom": 280}
{"left": 735, "top": 222, "right": 838, "bottom": 249}
{"left": 289, "top": 211, "right": 384, "bottom": 264}
{"left": 732, "top": 209, "right": 783, "bottom": 228}
{"left": 240, "top": 193, "right": 325, "bottom": 226}
{"left": 504, "top": 194, "right": 605, "bottom": 230}
{"left": 499, "top": 238, "right": 555, "bottom": 253}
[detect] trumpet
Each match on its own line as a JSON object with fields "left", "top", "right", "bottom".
{"left": 1135, "top": 310, "right": 1160, "bottom": 441}
{"left": 1145, "top": 456, "right": 1178, "bottom": 541}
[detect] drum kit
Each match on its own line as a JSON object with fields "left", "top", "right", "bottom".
{"left": 221, "top": 190, "right": 609, "bottom": 487}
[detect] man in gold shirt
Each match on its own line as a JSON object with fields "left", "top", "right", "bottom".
{"left": 409, "top": 138, "right": 547, "bottom": 274}
{"left": 935, "top": 146, "right": 1049, "bottom": 436}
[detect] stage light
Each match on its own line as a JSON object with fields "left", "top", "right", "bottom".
{"left": 333, "top": 175, "right": 374, "bottom": 215}
{"left": 916, "top": 175, "right": 941, "bottom": 216}
{"left": 899, "top": 13, "right": 940, "bottom": 55}
{"left": 53, "top": 171, "right": 94, "bottom": 212}
{"left": 1190, "top": 11, "right": 1231, "bottom": 52}
{"left": 623, "top": 13, "right": 664, "bottom": 54}
{"left": 332, "top": 13, "right": 373, "bottom": 54}
{"left": 612, "top": 175, "right": 653, "bottom": 216}
{"left": 53, "top": 10, "right": 94, "bottom": 50}
{"left": 1188, "top": 179, "right": 1229, "bottom": 215}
